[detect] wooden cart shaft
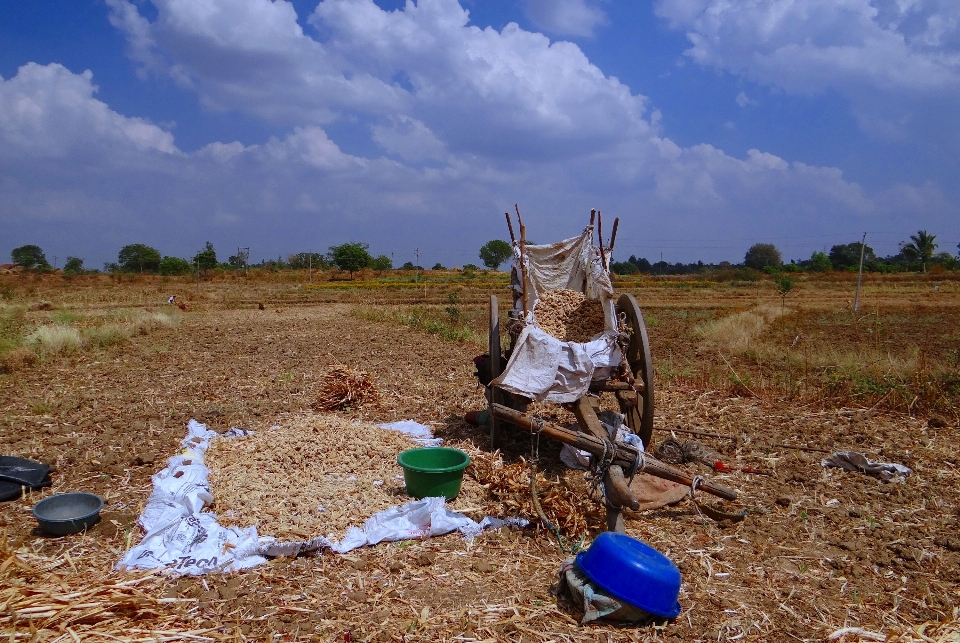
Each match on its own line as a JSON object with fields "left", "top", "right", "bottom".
{"left": 489, "top": 403, "right": 738, "bottom": 502}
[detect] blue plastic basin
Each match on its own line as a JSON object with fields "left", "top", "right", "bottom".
{"left": 575, "top": 532, "right": 682, "bottom": 618}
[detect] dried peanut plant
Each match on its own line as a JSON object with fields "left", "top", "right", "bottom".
{"left": 534, "top": 289, "right": 606, "bottom": 342}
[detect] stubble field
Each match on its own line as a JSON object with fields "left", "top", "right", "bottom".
{"left": 1, "top": 270, "right": 959, "bottom": 642}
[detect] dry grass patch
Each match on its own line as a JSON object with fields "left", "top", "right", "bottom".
{"left": 25, "top": 323, "right": 83, "bottom": 356}
{"left": 694, "top": 303, "right": 783, "bottom": 354}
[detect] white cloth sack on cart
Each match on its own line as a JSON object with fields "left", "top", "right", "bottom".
{"left": 493, "top": 228, "right": 622, "bottom": 403}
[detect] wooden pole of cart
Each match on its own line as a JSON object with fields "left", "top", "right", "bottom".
{"left": 490, "top": 403, "right": 738, "bottom": 502}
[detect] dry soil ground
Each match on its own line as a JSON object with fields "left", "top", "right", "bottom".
{"left": 1, "top": 274, "right": 959, "bottom": 642}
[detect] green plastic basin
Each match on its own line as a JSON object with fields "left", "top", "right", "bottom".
{"left": 397, "top": 447, "right": 470, "bottom": 501}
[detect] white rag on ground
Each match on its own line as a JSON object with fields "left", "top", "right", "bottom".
{"left": 117, "top": 420, "right": 524, "bottom": 575}
{"left": 493, "top": 228, "right": 622, "bottom": 403}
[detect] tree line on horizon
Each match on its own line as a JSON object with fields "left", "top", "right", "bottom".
{"left": 610, "top": 231, "right": 958, "bottom": 276}
{"left": 7, "top": 230, "right": 958, "bottom": 278}
{"left": 4, "top": 241, "right": 468, "bottom": 280}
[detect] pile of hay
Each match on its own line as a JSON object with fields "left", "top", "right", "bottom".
{"left": 313, "top": 364, "right": 378, "bottom": 411}
{"left": 534, "top": 289, "right": 606, "bottom": 342}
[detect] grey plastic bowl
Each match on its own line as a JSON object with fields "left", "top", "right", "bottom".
{"left": 32, "top": 493, "right": 104, "bottom": 536}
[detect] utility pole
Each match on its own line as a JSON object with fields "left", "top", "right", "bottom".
{"left": 415, "top": 249, "right": 420, "bottom": 283}
{"left": 308, "top": 249, "right": 312, "bottom": 283}
{"left": 53, "top": 256, "right": 58, "bottom": 270}
{"left": 853, "top": 232, "right": 866, "bottom": 312}
{"left": 195, "top": 258, "right": 200, "bottom": 292}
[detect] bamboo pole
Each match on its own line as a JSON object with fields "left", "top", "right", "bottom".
{"left": 519, "top": 223, "right": 528, "bottom": 319}
{"left": 609, "top": 217, "right": 619, "bottom": 254}
{"left": 490, "top": 404, "right": 739, "bottom": 501}
{"left": 504, "top": 212, "right": 517, "bottom": 245}
{"left": 596, "top": 210, "right": 608, "bottom": 271}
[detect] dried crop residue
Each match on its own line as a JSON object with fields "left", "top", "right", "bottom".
{"left": 469, "top": 450, "right": 599, "bottom": 537}
{"left": 3, "top": 273, "right": 960, "bottom": 642}
{"left": 534, "top": 288, "right": 605, "bottom": 342}
{"left": 313, "top": 363, "right": 378, "bottom": 411}
{"left": 205, "top": 413, "right": 484, "bottom": 540}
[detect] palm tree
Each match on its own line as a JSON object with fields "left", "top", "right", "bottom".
{"left": 900, "top": 230, "right": 937, "bottom": 272}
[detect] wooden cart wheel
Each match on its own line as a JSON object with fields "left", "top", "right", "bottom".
{"left": 488, "top": 295, "right": 503, "bottom": 448}
{"left": 616, "top": 293, "right": 654, "bottom": 448}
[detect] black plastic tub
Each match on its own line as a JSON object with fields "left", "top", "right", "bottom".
{"left": 32, "top": 493, "right": 104, "bottom": 536}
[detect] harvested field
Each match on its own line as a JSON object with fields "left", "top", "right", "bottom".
{"left": 1, "top": 273, "right": 959, "bottom": 642}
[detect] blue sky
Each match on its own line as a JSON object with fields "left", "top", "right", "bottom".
{"left": 2, "top": 0, "right": 958, "bottom": 269}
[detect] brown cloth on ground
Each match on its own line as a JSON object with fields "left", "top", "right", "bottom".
{"left": 625, "top": 473, "right": 689, "bottom": 512}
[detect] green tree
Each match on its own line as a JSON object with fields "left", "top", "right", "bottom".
{"left": 228, "top": 249, "right": 250, "bottom": 270}
{"left": 11, "top": 245, "right": 51, "bottom": 270}
{"left": 809, "top": 251, "right": 831, "bottom": 272}
{"left": 479, "top": 239, "right": 512, "bottom": 270}
{"left": 932, "top": 252, "right": 957, "bottom": 270}
{"left": 328, "top": 242, "right": 372, "bottom": 279}
{"left": 159, "top": 256, "right": 192, "bottom": 276}
{"left": 287, "top": 252, "right": 328, "bottom": 270}
{"left": 62, "top": 257, "right": 84, "bottom": 275}
{"left": 744, "top": 243, "right": 782, "bottom": 271}
{"left": 371, "top": 255, "right": 393, "bottom": 272}
{"left": 118, "top": 243, "right": 161, "bottom": 273}
{"left": 829, "top": 242, "right": 877, "bottom": 271}
{"left": 610, "top": 260, "right": 640, "bottom": 275}
{"left": 431, "top": 262, "right": 446, "bottom": 270}
{"left": 775, "top": 275, "right": 795, "bottom": 314}
{"left": 193, "top": 242, "right": 218, "bottom": 272}
{"left": 900, "top": 230, "right": 937, "bottom": 272}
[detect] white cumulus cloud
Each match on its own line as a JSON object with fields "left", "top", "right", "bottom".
{"left": 655, "top": 0, "right": 960, "bottom": 94}
{"left": 0, "top": 63, "right": 178, "bottom": 159}
{"left": 520, "top": 0, "right": 609, "bottom": 37}
{"left": 2, "top": 1, "right": 955, "bottom": 268}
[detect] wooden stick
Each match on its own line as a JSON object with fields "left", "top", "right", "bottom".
{"left": 519, "top": 224, "right": 528, "bottom": 319}
{"left": 597, "top": 210, "right": 603, "bottom": 252}
{"left": 514, "top": 203, "right": 524, "bottom": 229}
{"left": 490, "top": 404, "right": 738, "bottom": 501}
{"left": 597, "top": 210, "right": 608, "bottom": 271}
{"left": 653, "top": 425, "right": 831, "bottom": 453}
{"left": 654, "top": 426, "right": 733, "bottom": 440}
{"left": 589, "top": 208, "right": 596, "bottom": 227}
{"left": 571, "top": 398, "right": 639, "bottom": 510}
{"left": 589, "top": 380, "right": 646, "bottom": 394}
{"left": 505, "top": 212, "right": 516, "bottom": 245}
{"left": 609, "top": 217, "right": 619, "bottom": 254}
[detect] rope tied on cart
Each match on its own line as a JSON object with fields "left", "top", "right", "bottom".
{"left": 587, "top": 438, "right": 621, "bottom": 507}
{"left": 625, "top": 448, "right": 646, "bottom": 484}
{"left": 527, "top": 414, "right": 585, "bottom": 555}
